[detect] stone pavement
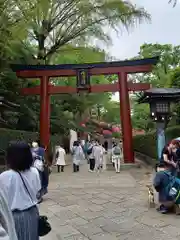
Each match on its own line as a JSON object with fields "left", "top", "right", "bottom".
{"left": 40, "top": 163, "right": 180, "bottom": 240}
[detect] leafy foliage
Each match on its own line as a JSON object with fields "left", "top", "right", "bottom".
{"left": 0, "top": 0, "right": 151, "bottom": 136}
{"left": 133, "top": 126, "right": 180, "bottom": 159}
{"left": 131, "top": 102, "right": 154, "bottom": 132}
{"left": 0, "top": 127, "right": 62, "bottom": 153}
{"left": 131, "top": 43, "right": 180, "bottom": 131}
{"left": 101, "top": 101, "right": 120, "bottom": 124}
{"left": 11, "top": 0, "right": 150, "bottom": 62}
{"left": 135, "top": 43, "right": 180, "bottom": 88}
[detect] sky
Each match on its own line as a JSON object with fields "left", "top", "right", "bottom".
{"left": 109, "top": 0, "right": 180, "bottom": 59}
{"left": 109, "top": 0, "right": 180, "bottom": 100}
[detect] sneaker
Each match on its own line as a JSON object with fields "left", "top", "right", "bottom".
{"left": 157, "top": 205, "right": 168, "bottom": 214}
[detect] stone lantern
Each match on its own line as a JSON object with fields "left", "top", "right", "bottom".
{"left": 139, "top": 88, "right": 180, "bottom": 161}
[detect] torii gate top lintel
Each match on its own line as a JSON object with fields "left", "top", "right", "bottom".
{"left": 11, "top": 56, "right": 159, "bottom": 78}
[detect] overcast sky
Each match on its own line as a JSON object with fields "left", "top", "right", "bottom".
{"left": 107, "top": 0, "right": 180, "bottom": 59}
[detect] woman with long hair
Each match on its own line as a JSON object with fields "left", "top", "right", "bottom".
{"left": 0, "top": 142, "right": 41, "bottom": 240}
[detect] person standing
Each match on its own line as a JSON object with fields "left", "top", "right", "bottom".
{"left": 83, "top": 140, "right": 90, "bottom": 162}
{"left": 101, "top": 145, "right": 107, "bottom": 171}
{"left": 31, "top": 141, "right": 45, "bottom": 201}
{"left": 31, "top": 142, "right": 45, "bottom": 173}
{"left": 112, "top": 143, "right": 122, "bottom": 173}
{"left": 92, "top": 140, "right": 104, "bottom": 173}
{"left": 55, "top": 145, "right": 66, "bottom": 173}
{"left": 87, "top": 140, "right": 95, "bottom": 172}
{"left": 71, "top": 141, "right": 84, "bottom": 172}
{"left": 0, "top": 142, "right": 41, "bottom": 240}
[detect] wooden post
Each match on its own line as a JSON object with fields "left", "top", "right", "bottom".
{"left": 118, "top": 72, "right": 134, "bottom": 163}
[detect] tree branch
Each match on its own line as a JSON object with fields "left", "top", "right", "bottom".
{"left": 45, "top": 10, "right": 144, "bottom": 60}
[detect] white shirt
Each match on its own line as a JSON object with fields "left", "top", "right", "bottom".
{"left": 71, "top": 146, "right": 84, "bottom": 164}
{"left": 92, "top": 145, "right": 103, "bottom": 165}
{"left": 0, "top": 167, "right": 41, "bottom": 211}
{"left": 0, "top": 188, "right": 17, "bottom": 240}
{"left": 55, "top": 147, "right": 66, "bottom": 166}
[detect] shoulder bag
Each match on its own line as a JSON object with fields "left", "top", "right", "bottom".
{"left": 17, "top": 172, "right": 51, "bottom": 236}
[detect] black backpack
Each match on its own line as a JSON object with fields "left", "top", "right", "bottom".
{"left": 87, "top": 147, "right": 93, "bottom": 155}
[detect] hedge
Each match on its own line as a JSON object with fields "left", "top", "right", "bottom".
{"left": 0, "top": 128, "right": 65, "bottom": 154}
{"left": 133, "top": 126, "right": 180, "bottom": 159}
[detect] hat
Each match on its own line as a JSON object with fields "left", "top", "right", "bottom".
{"left": 32, "top": 142, "right": 38, "bottom": 148}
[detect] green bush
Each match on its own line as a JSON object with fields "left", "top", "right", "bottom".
{"left": 133, "top": 126, "right": 180, "bottom": 159}
{"left": 0, "top": 128, "right": 64, "bottom": 153}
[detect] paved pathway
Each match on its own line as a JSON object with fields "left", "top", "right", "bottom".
{"left": 40, "top": 163, "right": 180, "bottom": 240}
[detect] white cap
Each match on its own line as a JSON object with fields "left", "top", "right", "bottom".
{"left": 32, "top": 142, "right": 38, "bottom": 148}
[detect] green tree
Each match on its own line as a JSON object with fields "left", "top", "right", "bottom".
{"left": 131, "top": 43, "right": 180, "bottom": 132}
{"left": 169, "top": 67, "right": 180, "bottom": 124}
{"left": 12, "top": 0, "right": 150, "bottom": 63}
{"left": 131, "top": 101, "right": 154, "bottom": 132}
{"left": 0, "top": 0, "right": 151, "bottom": 134}
{"left": 101, "top": 101, "right": 120, "bottom": 124}
{"left": 135, "top": 43, "right": 180, "bottom": 88}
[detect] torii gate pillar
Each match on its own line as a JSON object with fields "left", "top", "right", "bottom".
{"left": 40, "top": 76, "right": 50, "bottom": 148}
{"left": 119, "top": 72, "right": 134, "bottom": 163}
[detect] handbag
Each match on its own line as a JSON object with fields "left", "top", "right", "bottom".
{"left": 17, "top": 172, "right": 51, "bottom": 236}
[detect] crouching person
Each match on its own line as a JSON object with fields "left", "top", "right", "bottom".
{"left": 153, "top": 162, "right": 180, "bottom": 214}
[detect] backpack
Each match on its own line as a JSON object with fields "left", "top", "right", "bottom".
{"left": 113, "top": 146, "right": 121, "bottom": 155}
{"left": 32, "top": 148, "right": 44, "bottom": 172}
{"left": 87, "top": 147, "right": 93, "bottom": 155}
{"left": 164, "top": 171, "right": 180, "bottom": 204}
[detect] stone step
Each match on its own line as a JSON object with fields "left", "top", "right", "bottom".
{"left": 106, "top": 162, "right": 141, "bottom": 170}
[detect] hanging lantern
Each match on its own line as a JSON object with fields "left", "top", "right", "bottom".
{"left": 76, "top": 69, "right": 90, "bottom": 92}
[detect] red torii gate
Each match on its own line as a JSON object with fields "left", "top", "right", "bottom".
{"left": 11, "top": 57, "right": 158, "bottom": 163}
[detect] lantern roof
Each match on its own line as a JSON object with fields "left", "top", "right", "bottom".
{"left": 138, "top": 88, "right": 180, "bottom": 103}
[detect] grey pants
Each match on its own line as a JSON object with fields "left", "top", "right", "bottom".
{"left": 13, "top": 206, "right": 39, "bottom": 240}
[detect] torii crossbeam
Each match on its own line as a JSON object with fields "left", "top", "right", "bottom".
{"left": 11, "top": 56, "right": 158, "bottom": 163}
